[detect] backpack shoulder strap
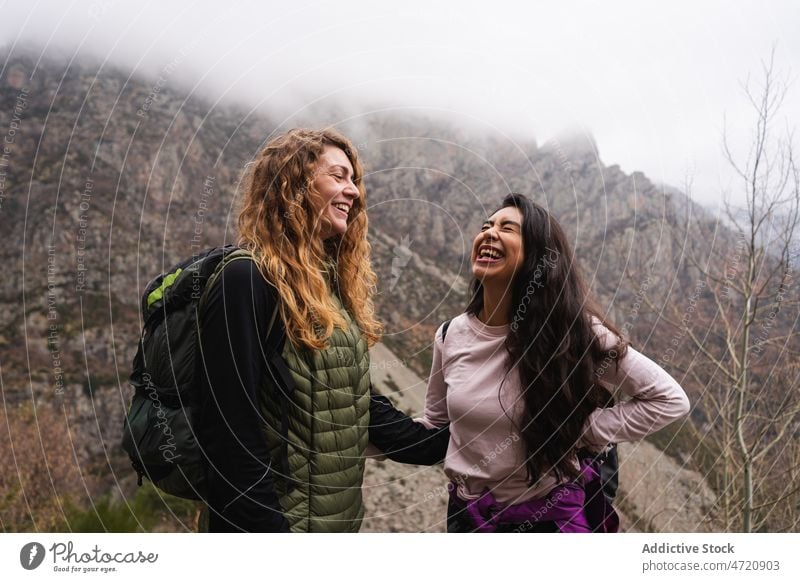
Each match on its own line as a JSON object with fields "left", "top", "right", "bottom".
{"left": 198, "top": 248, "right": 254, "bottom": 313}
{"left": 440, "top": 319, "right": 452, "bottom": 343}
{"left": 259, "top": 279, "right": 296, "bottom": 492}
{"left": 201, "top": 249, "right": 291, "bottom": 386}
{"left": 202, "top": 250, "right": 296, "bottom": 491}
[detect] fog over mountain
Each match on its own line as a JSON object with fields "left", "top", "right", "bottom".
{"left": 2, "top": 0, "right": 799, "bottom": 207}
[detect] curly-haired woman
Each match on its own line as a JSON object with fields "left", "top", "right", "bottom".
{"left": 420, "top": 194, "right": 690, "bottom": 533}
{"left": 197, "top": 128, "right": 448, "bottom": 532}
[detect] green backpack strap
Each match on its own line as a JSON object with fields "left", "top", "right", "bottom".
{"left": 198, "top": 249, "right": 255, "bottom": 314}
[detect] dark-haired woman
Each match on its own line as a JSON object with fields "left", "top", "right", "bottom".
{"left": 420, "top": 194, "right": 690, "bottom": 533}
{"left": 197, "top": 128, "right": 448, "bottom": 532}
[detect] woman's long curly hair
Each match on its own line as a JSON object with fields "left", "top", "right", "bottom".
{"left": 466, "top": 194, "right": 627, "bottom": 484}
{"left": 237, "top": 128, "right": 382, "bottom": 350}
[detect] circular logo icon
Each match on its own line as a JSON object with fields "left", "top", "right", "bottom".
{"left": 20, "top": 542, "right": 46, "bottom": 570}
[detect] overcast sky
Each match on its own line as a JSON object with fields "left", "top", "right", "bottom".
{"left": 2, "top": 0, "right": 798, "bottom": 207}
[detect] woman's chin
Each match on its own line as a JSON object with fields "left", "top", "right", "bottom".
{"left": 473, "top": 263, "right": 516, "bottom": 287}
{"left": 320, "top": 222, "right": 348, "bottom": 240}
{"left": 472, "top": 263, "right": 497, "bottom": 281}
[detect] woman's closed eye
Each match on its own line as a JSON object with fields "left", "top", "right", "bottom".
{"left": 480, "top": 225, "right": 515, "bottom": 233}
{"left": 329, "top": 171, "right": 359, "bottom": 186}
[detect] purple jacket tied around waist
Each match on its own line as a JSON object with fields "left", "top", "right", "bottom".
{"left": 449, "top": 460, "right": 620, "bottom": 533}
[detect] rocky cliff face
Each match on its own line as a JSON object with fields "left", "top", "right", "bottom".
{"left": 1, "top": 52, "right": 724, "bottom": 531}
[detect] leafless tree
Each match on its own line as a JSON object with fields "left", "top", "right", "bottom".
{"left": 643, "top": 49, "right": 800, "bottom": 532}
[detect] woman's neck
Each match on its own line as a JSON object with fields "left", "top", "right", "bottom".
{"left": 478, "top": 282, "right": 513, "bottom": 326}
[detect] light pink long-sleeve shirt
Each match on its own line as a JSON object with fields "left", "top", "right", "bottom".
{"left": 420, "top": 313, "right": 690, "bottom": 504}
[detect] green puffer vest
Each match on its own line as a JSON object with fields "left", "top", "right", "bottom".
{"left": 260, "top": 291, "right": 371, "bottom": 533}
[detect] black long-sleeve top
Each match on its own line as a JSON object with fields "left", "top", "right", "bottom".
{"left": 197, "top": 258, "right": 448, "bottom": 532}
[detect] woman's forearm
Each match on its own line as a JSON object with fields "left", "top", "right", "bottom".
{"left": 368, "top": 392, "right": 449, "bottom": 465}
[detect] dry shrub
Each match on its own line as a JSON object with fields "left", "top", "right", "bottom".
{"left": 0, "top": 400, "right": 93, "bottom": 531}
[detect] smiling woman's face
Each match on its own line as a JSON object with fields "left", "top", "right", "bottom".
{"left": 312, "top": 145, "right": 360, "bottom": 240}
{"left": 471, "top": 206, "right": 525, "bottom": 284}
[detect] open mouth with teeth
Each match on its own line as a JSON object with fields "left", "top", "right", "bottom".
{"left": 475, "top": 246, "right": 505, "bottom": 264}
{"left": 331, "top": 202, "right": 350, "bottom": 217}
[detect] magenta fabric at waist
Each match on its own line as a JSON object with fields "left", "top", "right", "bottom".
{"left": 448, "top": 460, "right": 619, "bottom": 533}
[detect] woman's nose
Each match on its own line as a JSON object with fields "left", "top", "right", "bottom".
{"left": 343, "top": 179, "right": 359, "bottom": 198}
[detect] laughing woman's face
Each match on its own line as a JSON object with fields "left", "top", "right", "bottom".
{"left": 471, "top": 206, "right": 524, "bottom": 285}
{"left": 312, "top": 146, "right": 360, "bottom": 240}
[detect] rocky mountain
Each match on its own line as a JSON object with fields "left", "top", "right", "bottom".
{"left": 0, "top": 49, "right": 768, "bottom": 532}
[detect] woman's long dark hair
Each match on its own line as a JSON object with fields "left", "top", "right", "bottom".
{"left": 466, "top": 194, "right": 627, "bottom": 484}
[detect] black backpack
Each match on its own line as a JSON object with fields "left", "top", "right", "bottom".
{"left": 439, "top": 318, "right": 619, "bottom": 502}
{"left": 121, "top": 246, "right": 290, "bottom": 500}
